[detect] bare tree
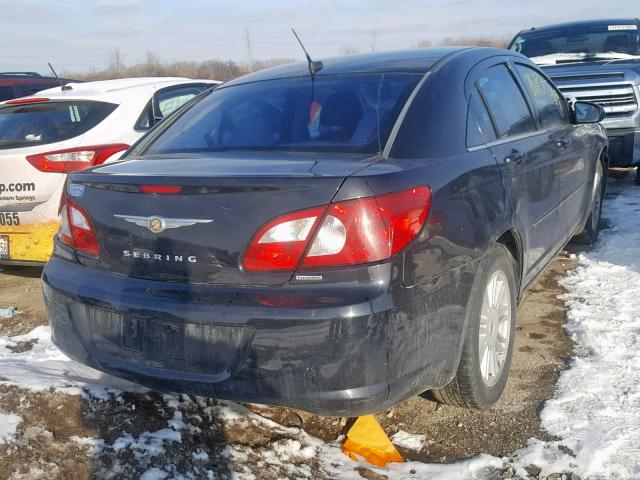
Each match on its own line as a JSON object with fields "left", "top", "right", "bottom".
{"left": 415, "top": 39, "right": 433, "bottom": 48}
{"left": 141, "top": 51, "right": 162, "bottom": 76}
{"left": 339, "top": 45, "right": 361, "bottom": 56}
{"left": 106, "top": 47, "right": 126, "bottom": 77}
{"left": 439, "top": 36, "right": 510, "bottom": 48}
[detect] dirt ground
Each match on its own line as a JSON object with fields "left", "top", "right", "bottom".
{"left": 0, "top": 251, "right": 577, "bottom": 479}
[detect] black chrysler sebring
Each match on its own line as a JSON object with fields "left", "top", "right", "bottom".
{"left": 43, "top": 47, "right": 607, "bottom": 416}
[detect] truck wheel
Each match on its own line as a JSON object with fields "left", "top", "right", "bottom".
{"left": 431, "top": 243, "right": 517, "bottom": 409}
{"left": 573, "top": 160, "right": 604, "bottom": 245}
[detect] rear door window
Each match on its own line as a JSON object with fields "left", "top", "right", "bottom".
{"left": 0, "top": 86, "right": 15, "bottom": 101}
{"left": 514, "top": 64, "right": 569, "bottom": 129}
{"left": 467, "top": 87, "right": 497, "bottom": 147}
{"left": 135, "top": 84, "right": 211, "bottom": 131}
{"left": 477, "top": 64, "right": 536, "bottom": 139}
{"left": 0, "top": 101, "right": 117, "bottom": 150}
{"left": 17, "top": 83, "right": 59, "bottom": 97}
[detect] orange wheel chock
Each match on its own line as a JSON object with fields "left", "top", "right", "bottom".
{"left": 341, "top": 415, "right": 404, "bottom": 467}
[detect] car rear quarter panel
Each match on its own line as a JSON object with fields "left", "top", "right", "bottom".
{"left": 337, "top": 148, "right": 509, "bottom": 388}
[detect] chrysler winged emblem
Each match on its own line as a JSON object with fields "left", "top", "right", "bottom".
{"left": 114, "top": 215, "right": 213, "bottom": 234}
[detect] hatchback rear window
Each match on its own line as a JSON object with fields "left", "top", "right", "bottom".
{"left": 0, "top": 100, "right": 117, "bottom": 150}
{"left": 141, "top": 74, "right": 421, "bottom": 155}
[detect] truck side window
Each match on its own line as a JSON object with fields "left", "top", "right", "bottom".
{"left": 467, "top": 87, "right": 497, "bottom": 147}
{"left": 514, "top": 64, "right": 569, "bottom": 129}
{"left": 477, "top": 64, "right": 536, "bottom": 139}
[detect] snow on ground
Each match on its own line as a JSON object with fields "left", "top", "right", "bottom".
{"left": 0, "top": 306, "right": 17, "bottom": 319}
{"left": 0, "top": 412, "right": 21, "bottom": 443}
{"left": 1, "top": 179, "right": 640, "bottom": 479}
{"left": 509, "top": 182, "right": 640, "bottom": 479}
{"left": 0, "top": 325, "right": 146, "bottom": 398}
{"left": 391, "top": 430, "right": 426, "bottom": 451}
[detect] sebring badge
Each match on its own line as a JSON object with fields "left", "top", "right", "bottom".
{"left": 114, "top": 214, "right": 213, "bottom": 233}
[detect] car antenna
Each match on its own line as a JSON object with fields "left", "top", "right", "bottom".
{"left": 47, "top": 63, "right": 72, "bottom": 91}
{"left": 291, "top": 29, "right": 323, "bottom": 76}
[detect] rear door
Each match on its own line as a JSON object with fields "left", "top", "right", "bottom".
{"left": 511, "top": 62, "right": 589, "bottom": 241}
{"left": 471, "top": 61, "right": 561, "bottom": 286}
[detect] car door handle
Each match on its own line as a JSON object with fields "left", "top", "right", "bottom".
{"left": 505, "top": 150, "right": 526, "bottom": 164}
{"left": 557, "top": 138, "right": 570, "bottom": 149}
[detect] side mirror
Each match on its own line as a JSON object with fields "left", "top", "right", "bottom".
{"left": 574, "top": 101, "right": 605, "bottom": 124}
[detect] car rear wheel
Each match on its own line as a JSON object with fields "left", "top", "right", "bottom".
{"left": 431, "top": 243, "right": 517, "bottom": 409}
{"left": 573, "top": 160, "right": 604, "bottom": 245}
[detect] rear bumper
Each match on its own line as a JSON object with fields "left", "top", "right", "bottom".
{"left": 605, "top": 127, "right": 640, "bottom": 167}
{"left": 43, "top": 255, "right": 475, "bottom": 416}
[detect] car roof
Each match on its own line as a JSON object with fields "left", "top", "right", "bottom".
{"left": 223, "top": 48, "right": 473, "bottom": 87}
{"left": 20, "top": 77, "right": 220, "bottom": 103}
{"left": 0, "top": 73, "right": 76, "bottom": 86}
{"left": 515, "top": 18, "right": 640, "bottom": 36}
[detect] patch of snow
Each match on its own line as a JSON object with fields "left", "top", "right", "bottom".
{"left": 507, "top": 181, "right": 640, "bottom": 479}
{"left": 0, "top": 412, "right": 21, "bottom": 443}
{"left": 192, "top": 449, "right": 209, "bottom": 461}
{"left": 0, "top": 325, "right": 146, "bottom": 396}
{"left": 140, "top": 468, "right": 168, "bottom": 480}
{"left": 0, "top": 306, "right": 17, "bottom": 319}
{"left": 110, "top": 428, "right": 181, "bottom": 457}
{"left": 391, "top": 430, "right": 426, "bottom": 451}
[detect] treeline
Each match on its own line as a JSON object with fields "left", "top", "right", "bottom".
{"left": 64, "top": 36, "right": 510, "bottom": 81}
{"left": 63, "top": 50, "right": 296, "bottom": 82}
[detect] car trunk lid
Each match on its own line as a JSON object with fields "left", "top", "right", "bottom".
{"left": 69, "top": 152, "right": 378, "bottom": 285}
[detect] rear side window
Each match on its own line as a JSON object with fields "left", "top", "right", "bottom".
{"left": 0, "top": 86, "right": 15, "bottom": 101}
{"left": 141, "top": 74, "right": 420, "bottom": 155}
{"left": 477, "top": 64, "right": 536, "bottom": 139}
{"left": 135, "top": 84, "right": 211, "bottom": 131}
{"left": 514, "top": 64, "right": 569, "bottom": 129}
{"left": 0, "top": 101, "right": 117, "bottom": 150}
{"left": 17, "top": 84, "right": 59, "bottom": 97}
{"left": 467, "top": 87, "right": 497, "bottom": 147}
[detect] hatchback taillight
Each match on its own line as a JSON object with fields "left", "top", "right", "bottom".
{"left": 242, "top": 186, "right": 431, "bottom": 272}
{"left": 58, "top": 193, "right": 101, "bottom": 256}
{"left": 27, "top": 144, "right": 129, "bottom": 173}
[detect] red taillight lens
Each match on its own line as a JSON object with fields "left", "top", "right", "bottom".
{"left": 58, "top": 195, "right": 100, "bottom": 256}
{"left": 26, "top": 144, "right": 130, "bottom": 173}
{"left": 243, "top": 207, "right": 326, "bottom": 272}
{"left": 242, "top": 186, "right": 431, "bottom": 273}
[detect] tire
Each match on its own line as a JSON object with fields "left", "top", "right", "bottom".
{"left": 635, "top": 167, "right": 640, "bottom": 186}
{"left": 431, "top": 243, "right": 517, "bottom": 409}
{"left": 573, "top": 160, "right": 604, "bottom": 245}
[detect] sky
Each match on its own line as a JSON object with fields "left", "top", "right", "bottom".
{"left": 0, "top": 0, "right": 638, "bottom": 74}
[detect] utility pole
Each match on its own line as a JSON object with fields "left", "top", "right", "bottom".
{"left": 243, "top": 27, "right": 254, "bottom": 66}
{"left": 371, "top": 28, "right": 378, "bottom": 51}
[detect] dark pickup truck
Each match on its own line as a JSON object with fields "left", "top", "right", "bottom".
{"left": 509, "top": 18, "right": 640, "bottom": 180}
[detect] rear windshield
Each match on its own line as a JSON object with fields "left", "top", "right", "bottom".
{"left": 511, "top": 23, "right": 640, "bottom": 63}
{"left": 141, "top": 74, "right": 421, "bottom": 155}
{"left": 0, "top": 100, "right": 117, "bottom": 150}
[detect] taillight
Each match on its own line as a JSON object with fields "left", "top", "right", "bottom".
{"left": 27, "top": 144, "right": 129, "bottom": 173}
{"left": 58, "top": 194, "right": 100, "bottom": 256}
{"left": 243, "top": 207, "right": 326, "bottom": 272}
{"left": 242, "top": 186, "right": 431, "bottom": 273}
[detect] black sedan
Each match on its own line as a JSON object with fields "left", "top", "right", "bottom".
{"left": 43, "top": 47, "right": 608, "bottom": 416}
